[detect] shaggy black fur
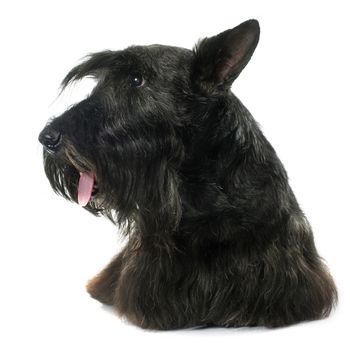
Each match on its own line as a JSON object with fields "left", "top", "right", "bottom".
{"left": 39, "top": 20, "right": 337, "bottom": 329}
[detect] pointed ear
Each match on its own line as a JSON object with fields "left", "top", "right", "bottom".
{"left": 192, "top": 19, "right": 260, "bottom": 93}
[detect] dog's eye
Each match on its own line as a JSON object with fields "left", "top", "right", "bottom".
{"left": 129, "top": 73, "right": 144, "bottom": 87}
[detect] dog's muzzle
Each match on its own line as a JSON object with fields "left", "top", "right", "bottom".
{"left": 39, "top": 126, "right": 98, "bottom": 207}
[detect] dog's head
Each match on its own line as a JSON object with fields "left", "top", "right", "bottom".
{"left": 39, "top": 20, "right": 259, "bottom": 231}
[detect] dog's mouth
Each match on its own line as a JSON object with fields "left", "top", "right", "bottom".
{"left": 78, "top": 172, "right": 99, "bottom": 206}
{"left": 64, "top": 149, "right": 99, "bottom": 207}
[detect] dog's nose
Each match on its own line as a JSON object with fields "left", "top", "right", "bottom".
{"left": 38, "top": 128, "right": 62, "bottom": 151}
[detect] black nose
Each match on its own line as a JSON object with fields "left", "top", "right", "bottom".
{"left": 38, "top": 128, "right": 62, "bottom": 151}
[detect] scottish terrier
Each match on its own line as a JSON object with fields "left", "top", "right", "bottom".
{"left": 39, "top": 20, "right": 337, "bottom": 329}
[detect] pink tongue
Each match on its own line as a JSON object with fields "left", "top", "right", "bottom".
{"left": 77, "top": 172, "right": 95, "bottom": 206}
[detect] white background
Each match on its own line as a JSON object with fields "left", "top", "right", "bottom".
{"left": 1, "top": 0, "right": 349, "bottom": 349}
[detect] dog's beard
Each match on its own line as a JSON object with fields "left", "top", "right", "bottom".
{"left": 42, "top": 147, "right": 183, "bottom": 234}
{"left": 43, "top": 148, "right": 103, "bottom": 216}
{"left": 43, "top": 151, "right": 80, "bottom": 202}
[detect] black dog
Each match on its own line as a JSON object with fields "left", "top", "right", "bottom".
{"left": 39, "top": 20, "right": 337, "bottom": 329}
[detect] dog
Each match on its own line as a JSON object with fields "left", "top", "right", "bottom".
{"left": 38, "top": 19, "right": 337, "bottom": 329}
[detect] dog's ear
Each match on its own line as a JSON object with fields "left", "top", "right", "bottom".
{"left": 192, "top": 19, "right": 260, "bottom": 93}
